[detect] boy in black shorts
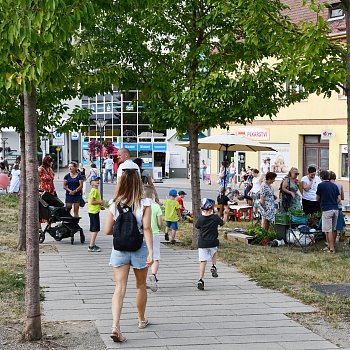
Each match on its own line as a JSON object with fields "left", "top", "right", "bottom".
{"left": 88, "top": 176, "right": 104, "bottom": 252}
{"left": 195, "top": 198, "right": 228, "bottom": 290}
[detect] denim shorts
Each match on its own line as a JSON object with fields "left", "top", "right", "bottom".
{"left": 109, "top": 241, "right": 148, "bottom": 269}
{"left": 166, "top": 221, "right": 178, "bottom": 230}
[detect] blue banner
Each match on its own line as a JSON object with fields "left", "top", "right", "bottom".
{"left": 153, "top": 143, "right": 167, "bottom": 151}
{"left": 124, "top": 143, "right": 137, "bottom": 151}
{"left": 138, "top": 143, "right": 152, "bottom": 151}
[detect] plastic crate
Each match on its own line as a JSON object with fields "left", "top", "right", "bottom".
{"left": 275, "top": 213, "right": 290, "bottom": 225}
{"left": 290, "top": 215, "right": 308, "bottom": 225}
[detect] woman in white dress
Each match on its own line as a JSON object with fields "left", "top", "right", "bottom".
{"left": 9, "top": 164, "right": 20, "bottom": 193}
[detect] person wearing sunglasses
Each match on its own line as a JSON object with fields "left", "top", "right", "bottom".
{"left": 280, "top": 167, "right": 302, "bottom": 211}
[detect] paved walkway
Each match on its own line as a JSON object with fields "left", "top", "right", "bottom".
{"left": 39, "top": 206, "right": 342, "bottom": 350}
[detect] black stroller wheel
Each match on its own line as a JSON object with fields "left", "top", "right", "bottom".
{"left": 80, "top": 230, "right": 85, "bottom": 244}
{"left": 39, "top": 229, "right": 45, "bottom": 244}
{"left": 71, "top": 236, "right": 74, "bottom": 245}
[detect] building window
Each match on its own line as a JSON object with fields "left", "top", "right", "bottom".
{"left": 285, "top": 80, "right": 305, "bottom": 95}
{"left": 329, "top": 3, "right": 344, "bottom": 20}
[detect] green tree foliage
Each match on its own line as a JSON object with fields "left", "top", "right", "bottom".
{"left": 84, "top": 0, "right": 343, "bottom": 247}
{"left": 0, "top": 0, "right": 109, "bottom": 340}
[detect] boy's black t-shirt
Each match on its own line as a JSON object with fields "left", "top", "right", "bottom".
{"left": 195, "top": 214, "right": 223, "bottom": 248}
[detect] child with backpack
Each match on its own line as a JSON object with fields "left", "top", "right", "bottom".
{"left": 163, "top": 189, "right": 181, "bottom": 244}
{"left": 88, "top": 176, "right": 104, "bottom": 252}
{"left": 104, "top": 167, "right": 153, "bottom": 343}
{"left": 144, "top": 185, "right": 163, "bottom": 292}
{"left": 195, "top": 198, "right": 229, "bottom": 291}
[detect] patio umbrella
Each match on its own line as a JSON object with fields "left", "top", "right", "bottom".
{"left": 177, "top": 133, "right": 276, "bottom": 192}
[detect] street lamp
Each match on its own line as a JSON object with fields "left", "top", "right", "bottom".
{"left": 93, "top": 119, "right": 108, "bottom": 199}
{"left": 41, "top": 136, "right": 48, "bottom": 159}
{"left": 0, "top": 137, "right": 8, "bottom": 159}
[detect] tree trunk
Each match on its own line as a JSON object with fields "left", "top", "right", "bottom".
{"left": 23, "top": 87, "right": 42, "bottom": 340}
{"left": 17, "top": 130, "right": 26, "bottom": 251}
{"left": 345, "top": 1, "right": 350, "bottom": 205}
{"left": 189, "top": 123, "right": 201, "bottom": 249}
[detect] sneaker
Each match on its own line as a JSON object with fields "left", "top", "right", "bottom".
{"left": 148, "top": 274, "right": 158, "bottom": 292}
{"left": 197, "top": 279, "right": 204, "bottom": 290}
{"left": 164, "top": 232, "right": 169, "bottom": 241}
{"left": 88, "top": 245, "right": 101, "bottom": 252}
{"left": 211, "top": 265, "right": 218, "bottom": 278}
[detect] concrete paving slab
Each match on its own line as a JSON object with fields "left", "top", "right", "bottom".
{"left": 40, "top": 224, "right": 339, "bottom": 350}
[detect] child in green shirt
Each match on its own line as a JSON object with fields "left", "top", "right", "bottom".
{"left": 163, "top": 189, "right": 181, "bottom": 244}
{"left": 88, "top": 176, "right": 104, "bottom": 252}
{"left": 144, "top": 185, "right": 163, "bottom": 292}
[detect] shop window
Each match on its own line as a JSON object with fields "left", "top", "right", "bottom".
{"left": 123, "top": 112, "right": 137, "bottom": 124}
{"left": 138, "top": 112, "right": 150, "bottom": 124}
{"left": 97, "top": 95, "right": 104, "bottom": 102}
{"left": 96, "top": 104, "right": 104, "bottom": 113}
{"left": 138, "top": 125, "right": 152, "bottom": 136}
{"left": 341, "top": 151, "right": 348, "bottom": 177}
{"left": 105, "top": 94, "right": 112, "bottom": 102}
{"left": 285, "top": 80, "right": 305, "bottom": 95}
{"left": 113, "top": 92, "right": 121, "bottom": 102}
{"left": 123, "top": 126, "right": 137, "bottom": 143}
{"left": 304, "top": 135, "right": 319, "bottom": 144}
{"left": 122, "top": 90, "right": 137, "bottom": 101}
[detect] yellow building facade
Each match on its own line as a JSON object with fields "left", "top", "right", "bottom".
{"left": 211, "top": 90, "right": 348, "bottom": 181}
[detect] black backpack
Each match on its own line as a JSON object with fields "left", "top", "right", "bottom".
{"left": 113, "top": 204, "right": 143, "bottom": 251}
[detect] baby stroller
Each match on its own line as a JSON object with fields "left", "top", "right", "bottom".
{"left": 39, "top": 192, "right": 85, "bottom": 245}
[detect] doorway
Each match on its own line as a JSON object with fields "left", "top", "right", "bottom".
{"left": 303, "top": 135, "right": 329, "bottom": 174}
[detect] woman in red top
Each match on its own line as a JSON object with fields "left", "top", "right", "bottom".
{"left": 38, "top": 156, "right": 55, "bottom": 194}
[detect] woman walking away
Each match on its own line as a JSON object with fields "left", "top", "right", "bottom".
{"left": 63, "top": 161, "right": 84, "bottom": 217}
{"left": 259, "top": 172, "right": 277, "bottom": 230}
{"left": 105, "top": 167, "right": 153, "bottom": 343}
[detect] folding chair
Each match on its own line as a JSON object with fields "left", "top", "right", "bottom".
{"left": 214, "top": 204, "right": 224, "bottom": 218}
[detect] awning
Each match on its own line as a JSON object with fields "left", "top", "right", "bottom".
{"left": 180, "top": 131, "right": 206, "bottom": 141}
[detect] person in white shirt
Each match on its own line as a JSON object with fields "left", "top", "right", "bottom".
{"left": 116, "top": 148, "right": 139, "bottom": 183}
{"left": 301, "top": 165, "right": 321, "bottom": 215}
{"left": 104, "top": 155, "right": 115, "bottom": 183}
{"left": 260, "top": 159, "right": 270, "bottom": 175}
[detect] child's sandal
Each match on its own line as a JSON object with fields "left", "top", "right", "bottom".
{"left": 111, "top": 326, "right": 127, "bottom": 342}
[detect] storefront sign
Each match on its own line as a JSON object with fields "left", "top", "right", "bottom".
{"left": 71, "top": 132, "right": 79, "bottom": 140}
{"left": 236, "top": 128, "right": 270, "bottom": 141}
{"left": 153, "top": 143, "right": 167, "bottom": 151}
{"left": 138, "top": 143, "right": 152, "bottom": 151}
{"left": 124, "top": 143, "right": 137, "bottom": 151}
{"left": 341, "top": 145, "right": 348, "bottom": 153}
{"left": 321, "top": 129, "right": 336, "bottom": 140}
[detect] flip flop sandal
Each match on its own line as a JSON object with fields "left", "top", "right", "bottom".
{"left": 111, "top": 326, "right": 127, "bottom": 343}
{"left": 138, "top": 319, "right": 149, "bottom": 329}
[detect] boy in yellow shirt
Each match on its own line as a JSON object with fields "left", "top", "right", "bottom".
{"left": 163, "top": 189, "right": 181, "bottom": 244}
{"left": 88, "top": 176, "right": 104, "bottom": 252}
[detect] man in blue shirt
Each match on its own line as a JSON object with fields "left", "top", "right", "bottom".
{"left": 316, "top": 170, "right": 340, "bottom": 253}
